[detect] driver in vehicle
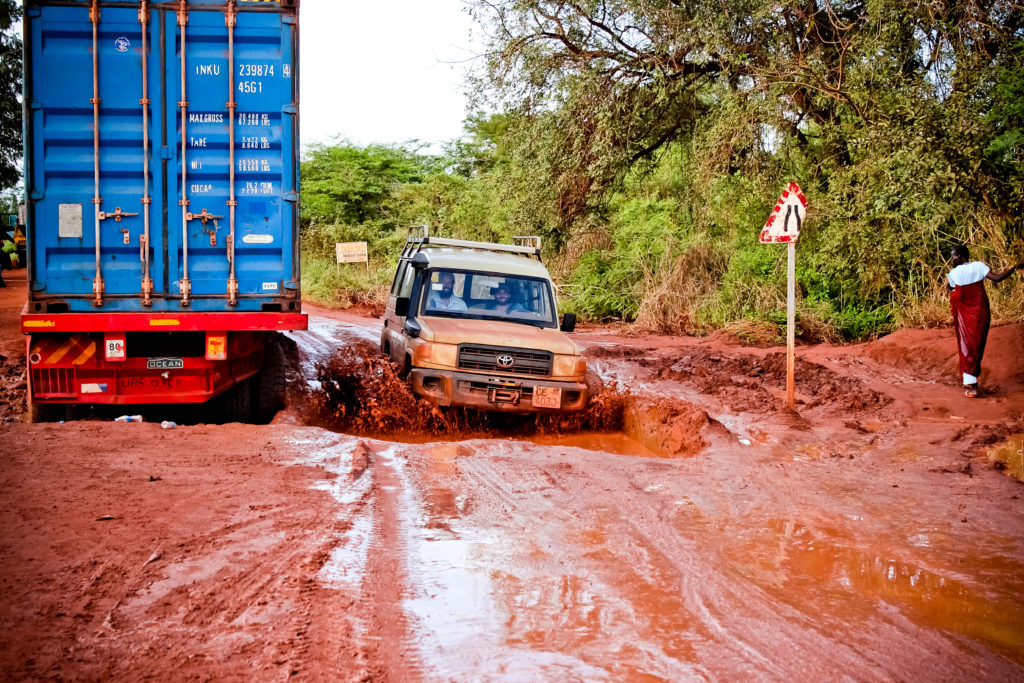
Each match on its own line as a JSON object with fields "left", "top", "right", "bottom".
{"left": 486, "top": 283, "right": 524, "bottom": 316}
{"left": 426, "top": 271, "right": 467, "bottom": 312}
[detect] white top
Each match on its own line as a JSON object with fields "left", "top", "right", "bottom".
{"left": 947, "top": 261, "right": 990, "bottom": 287}
{"left": 417, "top": 248, "right": 551, "bottom": 279}
{"left": 426, "top": 293, "right": 467, "bottom": 312}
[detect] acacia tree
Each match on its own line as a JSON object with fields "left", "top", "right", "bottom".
{"left": 468, "top": 0, "right": 1024, "bottom": 231}
{"left": 465, "top": 1, "right": 1024, "bottom": 331}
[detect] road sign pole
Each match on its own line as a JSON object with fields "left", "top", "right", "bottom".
{"left": 760, "top": 183, "right": 806, "bottom": 410}
{"left": 786, "top": 241, "right": 796, "bottom": 408}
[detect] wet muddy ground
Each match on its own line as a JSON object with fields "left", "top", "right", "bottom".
{"left": 2, "top": 288, "right": 1024, "bottom": 680}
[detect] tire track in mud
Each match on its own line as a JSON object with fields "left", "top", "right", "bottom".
{"left": 398, "top": 441, "right": 1024, "bottom": 680}
{"left": 0, "top": 424, "right": 374, "bottom": 681}
{"left": 84, "top": 501, "right": 357, "bottom": 678}
{"left": 355, "top": 443, "right": 426, "bottom": 681}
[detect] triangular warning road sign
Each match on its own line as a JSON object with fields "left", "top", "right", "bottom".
{"left": 760, "top": 182, "right": 807, "bottom": 244}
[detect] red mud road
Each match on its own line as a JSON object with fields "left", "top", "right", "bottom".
{"left": 3, "top": 283, "right": 1024, "bottom": 680}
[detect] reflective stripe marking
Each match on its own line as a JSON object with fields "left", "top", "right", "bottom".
{"left": 72, "top": 341, "right": 97, "bottom": 366}
{"left": 46, "top": 335, "right": 83, "bottom": 364}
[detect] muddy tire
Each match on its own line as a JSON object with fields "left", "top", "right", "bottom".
{"left": 254, "top": 341, "right": 287, "bottom": 424}
{"left": 397, "top": 353, "right": 412, "bottom": 380}
{"left": 223, "top": 377, "right": 252, "bottom": 423}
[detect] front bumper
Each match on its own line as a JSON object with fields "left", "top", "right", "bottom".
{"left": 410, "top": 368, "right": 589, "bottom": 413}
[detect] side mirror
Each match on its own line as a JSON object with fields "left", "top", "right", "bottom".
{"left": 395, "top": 296, "right": 410, "bottom": 317}
{"left": 560, "top": 312, "right": 577, "bottom": 333}
{"left": 403, "top": 318, "right": 421, "bottom": 338}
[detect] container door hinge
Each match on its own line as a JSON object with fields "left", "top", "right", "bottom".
{"left": 282, "top": 104, "right": 297, "bottom": 114}
{"left": 283, "top": 192, "right": 299, "bottom": 202}
{"left": 283, "top": 15, "right": 296, "bottom": 24}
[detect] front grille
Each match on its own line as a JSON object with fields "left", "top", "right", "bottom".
{"left": 458, "top": 345, "right": 553, "bottom": 377}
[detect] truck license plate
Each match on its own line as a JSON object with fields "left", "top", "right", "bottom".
{"left": 533, "top": 386, "right": 561, "bottom": 409}
{"left": 147, "top": 358, "right": 184, "bottom": 370}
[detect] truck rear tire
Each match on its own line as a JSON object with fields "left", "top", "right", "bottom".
{"left": 253, "top": 341, "right": 287, "bottom": 424}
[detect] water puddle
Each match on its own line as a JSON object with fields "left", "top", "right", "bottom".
{"left": 727, "top": 519, "right": 1024, "bottom": 662}
{"left": 526, "top": 431, "right": 657, "bottom": 458}
{"left": 397, "top": 443, "right": 704, "bottom": 680}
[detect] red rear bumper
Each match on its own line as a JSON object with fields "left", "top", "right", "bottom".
{"left": 23, "top": 311, "right": 305, "bottom": 405}
{"left": 22, "top": 310, "right": 307, "bottom": 333}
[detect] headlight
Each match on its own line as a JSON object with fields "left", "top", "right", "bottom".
{"left": 552, "top": 354, "right": 586, "bottom": 378}
{"left": 413, "top": 342, "right": 458, "bottom": 367}
{"left": 431, "top": 343, "right": 459, "bottom": 367}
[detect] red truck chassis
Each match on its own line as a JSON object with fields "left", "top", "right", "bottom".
{"left": 22, "top": 310, "right": 307, "bottom": 407}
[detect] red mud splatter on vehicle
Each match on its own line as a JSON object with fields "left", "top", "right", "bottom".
{"left": 306, "top": 340, "right": 450, "bottom": 437}
{"left": 303, "top": 339, "right": 634, "bottom": 441}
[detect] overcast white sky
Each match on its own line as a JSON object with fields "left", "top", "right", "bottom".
{"left": 300, "top": 2, "right": 481, "bottom": 152}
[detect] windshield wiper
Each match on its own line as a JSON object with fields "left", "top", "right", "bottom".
{"left": 422, "top": 310, "right": 466, "bottom": 319}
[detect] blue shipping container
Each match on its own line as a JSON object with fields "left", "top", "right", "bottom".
{"left": 25, "top": 0, "right": 300, "bottom": 313}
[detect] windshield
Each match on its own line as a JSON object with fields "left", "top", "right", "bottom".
{"left": 420, "top": 269, "right": 558, "bottom": 328}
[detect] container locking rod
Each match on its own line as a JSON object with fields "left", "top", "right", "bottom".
{"left": 140, "top": 0, "right": 153, "bottom": 306}
{"left": 178, "top": 0, "right": 191, "bottom": 306}
{"left": 90, "top": 0, "right": 103, "bottom": 306}
{"left": 226, "top": 0, "right": 238, "bottom": 306}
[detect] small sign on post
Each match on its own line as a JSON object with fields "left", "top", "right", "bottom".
{"left": 335, "top": 241, "right": 369, "bottom": 274}
{"left": 760, "top": 183, "right": 807, "bottom": 409}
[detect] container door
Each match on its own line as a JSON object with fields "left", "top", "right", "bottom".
{"left": 27, "top": 2, "right": 164, "bottom": 309}
{"left": 170, "top": 3, "right": 297, "bottom": 311}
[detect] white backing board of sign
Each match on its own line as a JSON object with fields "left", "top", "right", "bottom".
{"left": 760, "top": 183, "right": 807, "bottom": 244}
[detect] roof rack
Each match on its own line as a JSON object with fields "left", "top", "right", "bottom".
{"left": 512, "top": 235, "right": 542, "bottom": 251}
{"left": 400, "top": 225, "right": 543, "bottom": 261}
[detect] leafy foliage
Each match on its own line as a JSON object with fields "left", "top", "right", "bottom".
{"left": 300, "top": 1, "right": 1024, "bottom": 337}
{"left": 0, "top": 0, "right": 21, "bottom": 191}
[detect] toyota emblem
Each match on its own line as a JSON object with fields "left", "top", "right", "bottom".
{"left": 496, "top": 354, "right": 514, "bottom": 368}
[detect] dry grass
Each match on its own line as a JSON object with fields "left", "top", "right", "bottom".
{"left": 334, "top": 283, "right": 390, "bottom": 313}
{"left": 547, "top": 223, "right": 615, "bottom": 278}
{"left": 633, "top": 242, "right": 729, "bottom": 335}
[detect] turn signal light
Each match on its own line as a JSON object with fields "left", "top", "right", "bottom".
{"left": 205, "top": 332, "right": 227, "bottom": 361}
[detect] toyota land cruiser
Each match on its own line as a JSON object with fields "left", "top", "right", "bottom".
{"left": 380, "top": 228, "right": 589, "bottom": 413}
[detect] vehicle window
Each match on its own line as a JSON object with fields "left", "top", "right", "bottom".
{"left": 390, "top": 261, "right": 408, "bottom": 296}
{"left": 420, "top": 268, "right": 557, "bottom": 327}
{"left": 397, "top": 262, "right": 416, "bottom": 298}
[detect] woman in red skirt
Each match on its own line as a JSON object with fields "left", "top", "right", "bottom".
{"left": 947, "top": 245, "right": 1022, "bottom": 397}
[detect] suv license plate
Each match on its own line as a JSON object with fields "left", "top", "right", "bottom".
{"left": 533, "top": 386, "right": 561, "bottom": 409}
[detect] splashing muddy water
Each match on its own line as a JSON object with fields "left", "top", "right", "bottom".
{"left": 299, "top": 338, "right": 732, "bottom": 460}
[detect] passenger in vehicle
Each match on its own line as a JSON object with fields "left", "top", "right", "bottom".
{"left": 426, "top": 271, "right": 467, "bottom": 312}
{"left": 486, "top": 283, "right": 524, "bottom": 316}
